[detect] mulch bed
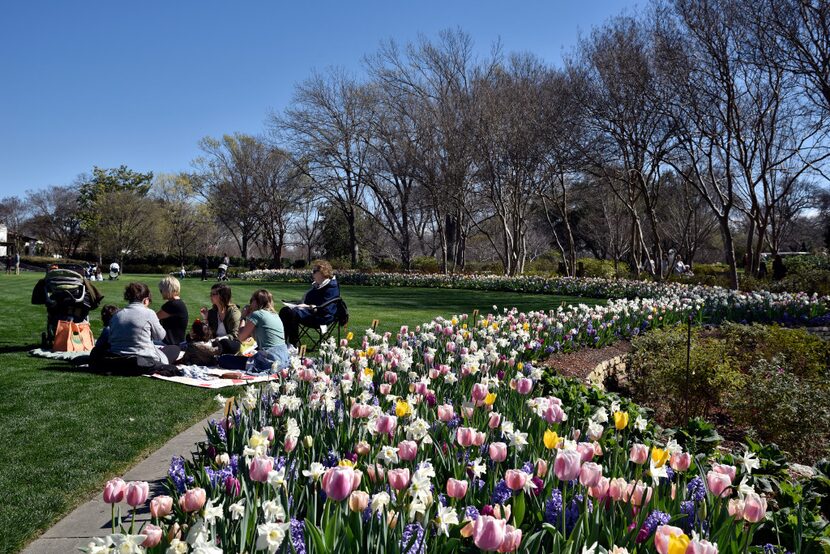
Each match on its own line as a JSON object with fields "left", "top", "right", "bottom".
{"left": 540, "top": 340, "right": 632, "bottom": 380}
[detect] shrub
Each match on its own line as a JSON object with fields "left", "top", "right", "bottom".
{"left": 410, "top": 256, "right": 439, "bottom": 273}
{"left": 376, "top": 258, "right": 403, "bottom": 272}
{"left": 724, "top": 356, "right": 830, "bottom": 462}
{"left": 577, "top": 258, "right": 618, "bottom": 279}
{"left": 628, "top": 324, "right": 744, "bottom": 426}
{"left": 292, "top": 259, "right": 307, "bottom": 269}
{"left": 720, "top": 322, "right": 830, "bottom": 379}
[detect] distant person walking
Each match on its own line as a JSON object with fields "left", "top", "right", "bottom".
{"left": 200, "top": 255, "right": 208, "bottom": 281}
{"left": 14, "top": 252, "right": 20, "bottom": 275}
{"left": 5, "top": 255, "right": 11, "bottom": 275}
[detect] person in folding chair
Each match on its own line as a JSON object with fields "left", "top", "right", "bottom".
{"left": 278, "top": 259, "right": 343, "bottom": 349}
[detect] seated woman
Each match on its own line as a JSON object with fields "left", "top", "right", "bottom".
{"left": 199, "top": 283, "right": 241, "bottom": 355}
{"left": 156, "top": 276, "right": 188, "bottom": 346}
{"left": 238, "top": 289, "right": 290, "bottom": 373}
{"left": 108, "top": 283, "right": 180, "bottom": 365}
{"left": 278, "top": 259, "right": 340, "bottom": 346}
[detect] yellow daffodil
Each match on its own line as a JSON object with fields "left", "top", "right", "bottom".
{"left": 613, "top": 411, "right": 630, "bottom": 430}
{"left": 346, "top": 331, "right": 354, "bottom": 341}
{"left": 651, "top": 447, "right": 670, "bottom": 468}
{"left": 462, "top": 324, "right": 467, "bottom": 330}
{"left": 667, "top": 532, "right": 690, "bottom": 554}
{"left": 396, "top": 400, "right": 412, "bottom": 418}
{"left": 451, "top": 317, "right": 458, "bottom": 325}
{"left": 544, "top": 429, "right": 560, "bottom": 450}
{"left": 517, "top": 362, "right": 524, "bottom": 371}
{"left": 484, "top": 393, "right": 497, "bottom": 406}
{"left": 363, "top": 367, "right": 374, "bottom": 378}
{"left": 367, "top": 347, "right": 376, "bottom": 357}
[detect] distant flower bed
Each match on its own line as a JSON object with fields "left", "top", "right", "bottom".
{"left": 85, "top": 315, "right": 819, "bottom": 553}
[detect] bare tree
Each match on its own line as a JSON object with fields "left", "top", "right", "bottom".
{"left": 253, "top": 147, "right": 306, "bottom": 265}
{"left": 274, "top": 69, "right": 371, "bottom": 267}
{"left": 24, "top": 187, "right": 83, "bottom": 257}
{"left": 153, "top": 172, "right": 214, "bottom": 263}
{"left": 292, "top": 197, "right": 324, "bottom": 263}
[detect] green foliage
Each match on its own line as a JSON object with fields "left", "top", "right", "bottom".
{"left": 724, "top": 356, "right": 830, "bottom": 462}
{"left": 672, "top": 417, "right": 723, "bottom": 456}
{"left": 577, "top": 258, "right": 619, "bottom": 278}
{"left": 410, "top": 256, "right": 440, "bottom": 273}
{"left": 628, "top": 324, "right": 744, "bottom": 426}
{"left": 692, "top": 263, "right": 730, "bottom": 276}
{"left": 720, "top": 322, "right": 830, "bottom": 379}
{"left": 77, "top": 165, "right": 154, "bottom": 229}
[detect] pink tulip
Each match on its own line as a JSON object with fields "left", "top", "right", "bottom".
{"left": 398, "top": 440, "right": 418, "bottom": 462}
{"left": 149, "top": 495, "right": 173, "bottom": 518}
{"left": 141, "top": 524, "right": 162, "bottom": 548}
{"left": 608, "top": 477, "right": 628, "bottom": 501}
{"left": 728, "top": 498, "right": 745, "bottom": 520}
{"left": 355, "top": 441, "right": 370, "bottom": 456}
{"left": 249, "top": 456, "right": 274, "bottom": 482}
{"left": 577, "top": 442, "right": 595, "bottom": 462}
{"left": 376, "top": 414, "right": 397, "bottom": 437}
{"left": 589, "top": 476, "right": 610, "bottom": 499}
{"left": 178, "top": 488, "right": 207, "bottom": 513}
{"left": 743, "top": 492, "right": 767, "bottom": 523}
{"left": 472, "top": 430, "right": 486, "bottom": 447}
{"left": 271, "top": 404, "right": 284, "bottom": 417}
{"left": 285, "top": 436, "right": 298, "bottom": 453}
{"left": 504, "top": 469, "right": 529, "bottom": 491}
{"left": 322, "top": 466, "right": 361, "bottom": 501}
{"left": 670, "top": 452, "right": 691, "bottom": 472}
{"left": 516, "top": 378, "right": 533, "bottom": 395}
{"left": 379, "top": 383, "right": 392, "bottom": 395}
{"left": 383, "top": 371, "right": 398, "bottom": 384}
{"left": 536, "top": 459, "right": 548, "bottom": 478}
{"left": 349, "top": 403, "right": 366, "bottom": 418}
{"left": 348, "top": 491, "right": 370, "bottom": 512}
{"left": 553, "top": 449, "right": 582, "bottom": 482}
{"left": 366, "top": 464, "right": 384, "bottom": 484}
{"left": 473, "top": 515, "right": 507, "bottom": 551}
{"left": 489, "top": 442, "right": 508, "bottom": 462}
{"left": 654, "top": 525, "right": 685, "bottom": 554}
{"left": 712, "top": 463, "right": 736, "bottom": 482}
{"left": 706, "top": 470, "right": 732, "bottom": 497}
{"left": 629, "top": 443, "right": 649, "bottom": 465}
{"left": 472, "top": 383, "right": 489, "bottom": 402}
{"left": 125, "top": 481, "right": 149, "bottom": 507}
{"left": 488, "top": 412, "right": 502, "bottom": 429}
{"left": 446, "top": 478, "right": 468, "bottom": 499}
{"left": 625, "top": 480, "right": 653, "bottom": 506}
{"left": 456, "top": 427, "right": 474, "bottom": 448}
{"left": 579, "top": 462, "right": 603, "bottom": 488}
{"left": 437, "top": 404, "right": 455, "bottom": 422}
{"left": 686, "top": 539, "right": 719, "bottom": 554}
{"left": 103, "top": 478, "right": 126, "bottom": 504}
{"left": 498, "top": 524, "right": 522, "bottom": 553}
{"left": 544, "top": 403, "right": 567, "bottom": 424}
{"left": 387, "top": 468, "right": 411, "bottom": 491}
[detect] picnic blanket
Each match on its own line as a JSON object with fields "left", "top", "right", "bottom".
{"left": 148, "top": 366, "right": 279, "bottom": 388}
{"left": 29, "top": 348, "right": 89, "bottom": 360}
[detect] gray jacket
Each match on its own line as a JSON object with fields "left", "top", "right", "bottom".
{"left": 109, "top": 302, "right": 167, "bottom": 362}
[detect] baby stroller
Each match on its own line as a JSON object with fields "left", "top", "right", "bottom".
{"left": 31, "top": 268, "right": 103, "bottom": 348}
{"left": 109, "top": 262, "right": 120, "bottom": 280}
{"left": 217, "top": 263, "right": 229, "bottom": 281}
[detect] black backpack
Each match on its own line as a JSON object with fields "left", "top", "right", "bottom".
{"left": 336, "top": 299, "right": 349, "bottom": 326}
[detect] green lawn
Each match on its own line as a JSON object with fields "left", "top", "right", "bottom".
{"left": 0, "top": 272, "right": 601, "bottom": 553}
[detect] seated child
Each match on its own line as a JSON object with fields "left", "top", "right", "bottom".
{"left": 178, "top": 319, "right": 220, "bottom": 366}
{"left": 95, "top": 305, "right": 119, "bottom": 351}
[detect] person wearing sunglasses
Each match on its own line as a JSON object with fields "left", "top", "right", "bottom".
{"left": 199, "top": 283, "right": 242, "bottom": 355}
{"left": 278, "top": 259, "right": 340, "bottom": 347}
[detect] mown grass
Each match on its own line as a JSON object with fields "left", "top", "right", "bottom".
{"left": 0, "top": 272, "right": 601, "bottom": 553}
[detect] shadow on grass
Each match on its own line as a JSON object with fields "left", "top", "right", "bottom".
{"left": 0, "top": 343, "right": 42, "bottom": 354}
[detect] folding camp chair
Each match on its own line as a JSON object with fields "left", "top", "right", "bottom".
{"left": 296, "top": 297, "right": 349, "bottom": 351}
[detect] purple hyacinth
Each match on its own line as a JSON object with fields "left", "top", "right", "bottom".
{"left": 545, "top": 489, "right": 563, "bottom": 524}
{"left": 637, "top": 510, "right": 671, "bottom": 543}
{"left": 168, "top": 456, "right": 193, "bottom": 493}
{"left": 491, "top": 479, "right": 513, "bottom": 505}
{"left": 464, "top": 505, "right": 480, "bottom": 521}
{"left": 400, "top": 523, "right": 426, "bottom": 554}
{"left": 290, "top": 518, "right": 306, "bottom": 554}
{"left": 680, "top": 500, "right": 696, "bottom": 531}
{"left": 565, "top": 494, "right": 592, "bottom": 535}
{"left": 687, "top": 476, "right": 706, "bottom": 502}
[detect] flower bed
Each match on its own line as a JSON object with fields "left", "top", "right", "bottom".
{"left": 85, "top": 309, "right": 828, "bottom": 552}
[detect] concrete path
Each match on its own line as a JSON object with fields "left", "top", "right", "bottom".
{"left": 22, "top": 410, "right": 222, "bottom": 554}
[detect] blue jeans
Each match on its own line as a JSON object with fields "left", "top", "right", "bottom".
{"left": 250, "top": 344, "right": 290, "bottom": 374}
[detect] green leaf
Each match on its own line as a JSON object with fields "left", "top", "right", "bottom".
{"left": 514, "top": 492, "right": 526, "bottom": 528}
{"left": 305, "top": 520, "right": 328, "bottom": 554}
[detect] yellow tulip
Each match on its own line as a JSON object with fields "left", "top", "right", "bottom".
{"left": 651, "top": 447, "right": 670, "bottom": 468}
{"left": 338, "top": 458, "right": 355, "bottom": 467}
{"left": 363, "top": 367, "right": 374, "bottom": 378}
{"left": 516, "top": 362, "right": 524, "bottom": 371}
{"left": 484, "top": 393, "right": 497, "bottom": 406}
{"left": 395, "top": 400, "right": 412, "bottom": 418}
{"left": 613, "top": 411, "right": 629, "bottom": 430}
{"left": 346, "top": 332, "right": 354, "bottom": 341}
{"left": 667, "top": 532, "right": 690, "bottom": 554}
{"left": 544, "top": 429, "right": 560, "bottom": 450}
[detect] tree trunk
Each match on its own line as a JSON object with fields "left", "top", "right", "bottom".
{"left": 720, "top": 219, "right": 739, "bottom": 290}
{"left": 347, "top": 210, "right": 359, "bottom": 268}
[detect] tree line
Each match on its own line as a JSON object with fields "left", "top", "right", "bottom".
{"left": 2, "top": 0, "right": 830, "bottom": 288}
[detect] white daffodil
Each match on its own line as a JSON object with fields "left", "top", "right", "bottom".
{"left": 377, "top": 445, "right": 400, "bottom": 465}
{"left": 371, "top": 491, "right": 391, "bottom": 513}
{"left": 257, "top": 521, "right": 290, "bottom": 553}
{"left": 469, "top": 457, "right": 487, "bottom": 479}
{"left": 268, "top": 467, "right": 287, "bottom": 490}
{"left": 742, "top": 451, "right": 760, "bottom": 475}
{"left": 228, "top": 500, "right": 245, "bottom": 521}
{"left": 261, "top": 499, "right": 286, "bottom": 523}
{"left": 435, "top": 505, "right": 460, "bottom": 536}
{"left": 303, "top": 462, "right": 326, "bottom": 482}
{"left": 186, "top": 520, "right": 210, "bottom": 545}
{"left": 634, "top": 416, "right": 648, "bottom": 432}
{"left": 510, "top": 431, "right": 529, "bottom": 451}
{"left": 203, "top": 499, "right": 224, "bottom": 523}
{"left": 592, "top": 407, "right": 609, "bottom": 423}
{"left": 166, "top": 538, "right": 189, "bottom": 554}
{"left": 84, "top": 536, "right": 114, "bottom": 554}
{"left": 582, "top": 541, "right": 599, "bottom": 554}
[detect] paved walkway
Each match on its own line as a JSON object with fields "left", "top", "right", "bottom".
{"left": 22, "top": 410, "right": 222, "bottom": 554}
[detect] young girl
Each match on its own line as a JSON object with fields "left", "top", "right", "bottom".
{"left": 178, "top": 319, "right": 220, "bottom": 366}
{"left": 238, "top": 289, "right": 290, "bottom": 373}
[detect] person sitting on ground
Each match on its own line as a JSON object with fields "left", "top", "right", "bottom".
{"left": 178, "top": 319, "right": 219, "bottom": 366}
{"left": 278, "top": 259, "right": 340, "bottom": 347}
{"left": 95, "top": 304, "right": 119, "bottom": 351}
{"left": 238, "top": 289, "right": 290, "bottom": 373}
{"left": 108, "top": 282, "right": 180, "bottom": 365}
{"left": 200, "top": 283, "right": 241, "bottom": 354}
{"left": 156, "top": 276, "right": 188, "bottom": 346}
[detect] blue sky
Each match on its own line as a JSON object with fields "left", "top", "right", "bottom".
{"left": 0, "top": 1, "right": 638, "bottom": 197}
